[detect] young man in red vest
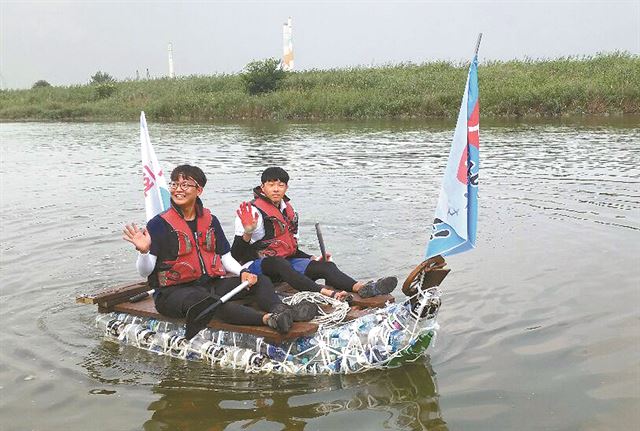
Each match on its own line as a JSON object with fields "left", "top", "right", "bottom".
{"left": 231, "top": 167, "right": 397, "bottom": 301}
{"left": 123, "top": 164, "right": 293, "bottom": 334}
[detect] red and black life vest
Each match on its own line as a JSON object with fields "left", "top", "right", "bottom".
{"left": 252, "top": 194, "right": 299, "bottom": 258}
{"left": 156, "top": 206, "right": 226, "bottom": 287}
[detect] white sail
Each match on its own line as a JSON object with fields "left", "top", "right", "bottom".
{"left": 140, "top": 111, "right": 170, "bottom": 221}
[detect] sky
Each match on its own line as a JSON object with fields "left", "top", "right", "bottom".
{"left": 1, "top": 0, "right": 639, "bottom": 89}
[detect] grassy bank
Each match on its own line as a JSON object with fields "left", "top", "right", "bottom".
{"left": 1, "top": 53, "right": 637, "bottom": 121}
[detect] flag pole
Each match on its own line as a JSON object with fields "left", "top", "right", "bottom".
{"left": 474, "top": 33, "right": 483, "bottom": 56}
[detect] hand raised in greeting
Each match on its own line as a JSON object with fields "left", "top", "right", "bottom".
{"left": 237, "top": 201, "right": 259, "bottom": 234}
{"left": 123, "top": 223, "right": 151, "bottom": 253}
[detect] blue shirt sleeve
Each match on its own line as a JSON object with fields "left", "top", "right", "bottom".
{"left": 210, "top": 215, "right": 231, "bottom": 255}
{"left": 146, "top": 215, "right": 167, "bottom": 257}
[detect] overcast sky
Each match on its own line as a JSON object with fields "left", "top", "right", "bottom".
{"left": 1, "top": 0, "right": 638, "bottom": 89}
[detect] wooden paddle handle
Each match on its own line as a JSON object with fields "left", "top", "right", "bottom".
{"left": 129, "top": 289, "right": 154, "bottom": 303}
{"left": 315, "top": 222, "right": 327, "bottom": 261}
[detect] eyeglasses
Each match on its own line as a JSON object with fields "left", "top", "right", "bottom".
{"left": 169, "top": 181, "right": 200, "bottom": 191}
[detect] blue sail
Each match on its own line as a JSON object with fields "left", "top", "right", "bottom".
{"left": 426, "top": 56, "right": 479, "bottom": 258}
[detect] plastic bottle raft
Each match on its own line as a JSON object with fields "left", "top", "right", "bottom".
{"left": 80, "top": 257, "right": 449, "bottom": 375}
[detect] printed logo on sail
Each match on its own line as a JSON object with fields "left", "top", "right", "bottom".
{"left": 143, "top": 164, "right": 163, "bottom": 196}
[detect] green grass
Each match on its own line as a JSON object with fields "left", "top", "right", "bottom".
{"left": 1, "top": 53, "right": 637, "bottom": 121}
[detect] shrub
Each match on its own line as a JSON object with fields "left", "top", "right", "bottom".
{"left": 240, "top": 58, "right": 286, "bottom": 95}
{"left": 95, "top": 83, "right": 117, "bottom": 99}
{"left": 32, "top": 80, "right": 52, "bottom": 89}
{"left": 91, "top": 71, "right": 115, "bottom": 84}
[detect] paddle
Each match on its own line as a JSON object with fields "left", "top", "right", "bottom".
{"left": 184, "top": 280, "right": 250, "bottom": 340}
{"left": 129, "top": 289, "right": 155, "bottom": 302}
{"left": 314, "top": 222, "right": 328, "bottom": 262}
{"left": 314, "top": 222, "right": 353, "bottom": 303}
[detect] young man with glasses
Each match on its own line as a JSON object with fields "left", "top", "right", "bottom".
{"left": 231, "top": 167, "right": 397, "bottom": 301}
{"left": 123, "top": 164, "right": 293, "bottom": 334}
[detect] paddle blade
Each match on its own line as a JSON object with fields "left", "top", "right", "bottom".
{"left": 185, "top": 296, "right": 219, "bottom": 340}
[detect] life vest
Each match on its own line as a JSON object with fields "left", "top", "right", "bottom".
{"left": 155, "top": 206, "right": 226, "bottom": 287}
{"left": 252, "top": 194, "right": 299, "bottom": 258}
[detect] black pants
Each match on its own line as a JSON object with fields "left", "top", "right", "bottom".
{"left": 154, "top": 275, "right": 281, "bottom": 326}
{"left": 261, "top": 256, "right": 357, "bottom": 293}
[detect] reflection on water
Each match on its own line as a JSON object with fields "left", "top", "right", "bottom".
{"left": 144, "top": 362, "right": 444, "bottom": 431}
{"left": 144, "top": 364, "right": 447, "bottom": 430}
{"left": 0, "top": 119, "right": 638, "bottom": 430}
{"left": 79, "top": 339, "right": 445, "bottom": 431}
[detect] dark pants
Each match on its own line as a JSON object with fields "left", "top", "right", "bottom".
{"left": 261, "top": 256, "right": 357, "bottom": 293}
{"left": 154, "top": 275, "right": 281, "bottom": 326}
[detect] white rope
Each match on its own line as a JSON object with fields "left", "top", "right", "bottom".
{"left": 282, "top": 291, "right": 350, "bottom": 327}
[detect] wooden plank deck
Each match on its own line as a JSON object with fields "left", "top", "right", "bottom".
{"left": 78, "top": 280, "right": 395, "bottom": 344}
{"left": 112, "top": 296, "right": 318, "bottom": 344}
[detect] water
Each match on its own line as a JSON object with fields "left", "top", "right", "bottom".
{"left": 1, "top": 118, "right": 638, "bottom": 430}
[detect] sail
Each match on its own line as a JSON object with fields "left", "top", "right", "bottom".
{"left": 426, "top": 56, "right": 479, "bottom": 258}
{"left": 140, "top": 111, "right": 170, "bottom": 221}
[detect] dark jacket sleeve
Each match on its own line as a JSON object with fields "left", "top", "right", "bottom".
{"left": 146, "top": 215, "right": 171, "bottom": 260}
{"left": 231, "top": 235, "right": 258, "bottom": 264}
{"left": 210, "top": 215, "right": 231, "bottom": 255}
{"left": 291, "top": 248, "right": 312, "bottom": 259}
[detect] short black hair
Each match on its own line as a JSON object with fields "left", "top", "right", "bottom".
{"left": 261, "top": 167, "right": 289, "bottom": 184}
{"left": 171, "top": 164, "right": 207, "bottom": 188}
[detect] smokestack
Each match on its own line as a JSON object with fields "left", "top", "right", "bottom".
{"left": 168, "top": 43, "right": 175, "bottom": 78}
{"left": 282, "top": 17, "right": 294, "bottom": 71}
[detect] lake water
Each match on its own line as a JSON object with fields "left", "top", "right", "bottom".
{"left": 1, "top": 118, "right": 638, "bottom": 430}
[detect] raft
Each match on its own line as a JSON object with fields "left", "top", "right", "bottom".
{"left": 77, "top": 256, "right": 449, "bottom": 375}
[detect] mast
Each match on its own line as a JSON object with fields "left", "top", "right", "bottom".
{"left": 474, "top": 33, "right": 483, "bottom": 57}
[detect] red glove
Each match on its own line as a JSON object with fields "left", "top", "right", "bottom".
{"left": 237, "top": 201, "right": 259, "bottom": 234}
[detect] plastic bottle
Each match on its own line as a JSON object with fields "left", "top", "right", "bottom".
{"left": 137, "top": 329, "right": 156, "bottom": 348}
{"left": 95, "top": 314, "right": 118, "bottom": 333}
{"left": 262, "top": 344, "right": 291, "bottom": 362}
{"left": 116, "top": 313, "right": 141, "bottom": 325}
{"left": 166, "top": 333, "right": 188, "bottom": 354}
{"left": 248, "top": 352, "right": 266, "bottom": 368}
{"left": 119, "top": 323, "right": 145, "bottom": 342}
{"left": 295, "top": 337, "right": 317, "bottom": 354}
{"left": 328, "top": 358, "right": 342, "bottom": 373}
{"left": 147, "top": 330, "right": 180, "bottom": 353}
{"left": 356, "top": 312, "right": 381, "bottom": 334}
{"left": 425, "top": 296, "right": 441, "bottom": 318}
{"left": 222, "top": 347, "right": 265, "bottom": 368}
{"left": 387, "top": 329, "right": 406, "bottom": 353}
{"left": 216, "top": 331, "right": 262, "bottom": 353}
{"left": 146, "top": 332, "right": 166, "bottom": 353}
{"left": 106, "top": 319, "right": 126, "bottom": 337}
{"left": 366, "top": 345, "right": 388, "bottom": 364}
{"left": 386, "top": 304, "right": 412, "bottom": 331}
{"left": 186, "top": 334, "right": 207, "bottom": 352}
{"left": 204, "top": 344, "right": 226, "bottom": 363}
{"left": 388, "top": 330, "right": 435, "bottom": 367}
{"left": 305, "top": 362, "right": 320, "bottom": 375}
{"left": 366, "top": 325, "right": 387, "bottom": 347}
{"left": 330, "top": 328, "right": 351, "bottom": 349}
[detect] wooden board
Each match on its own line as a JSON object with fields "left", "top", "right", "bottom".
{"left": 423, "top": 268, "right": 450, "bottom": 289}
{"left": 79, "top": 279, "right": 395, "bottom": 344}
{"left": 348, "top": 292, "right": 394, "bottom": 308}
{"left": 76, "top": 281, "right": 148, "bottom": 308}
{"left": 113, "top": 296, "right": 318, "bottom": 344}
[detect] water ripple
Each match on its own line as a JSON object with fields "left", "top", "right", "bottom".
{"left": 1, "top": 120, "right": 638, "bottom": 430}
